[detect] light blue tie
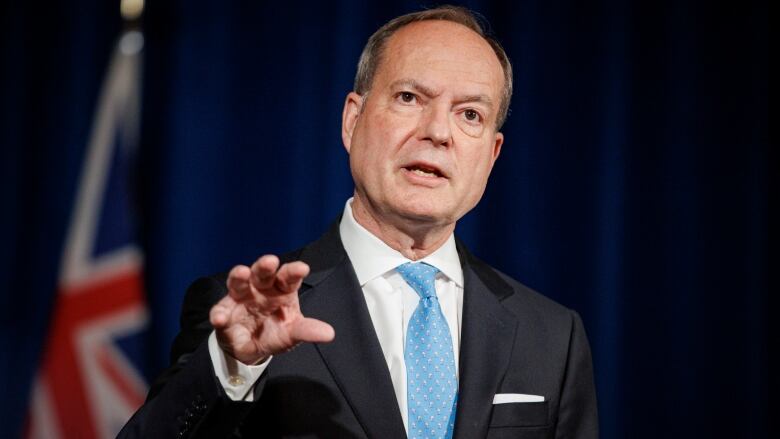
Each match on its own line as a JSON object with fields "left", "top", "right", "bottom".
{"left": 397, "top": 262, "right": 458, "bottom": 439}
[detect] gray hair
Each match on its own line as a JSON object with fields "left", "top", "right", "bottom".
{"left": 353, "top": 5, "right": 513, "bottom": 129}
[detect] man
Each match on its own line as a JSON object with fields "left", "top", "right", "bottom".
{"left": 120, "top": 5, "right": 598, "bottom": 438}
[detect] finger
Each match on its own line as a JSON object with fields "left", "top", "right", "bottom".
{"left": 227, "top": 265, "right": 252, "bottom": 300}
{"left": 209, "top": 295, "right": 239, "bottom": 328}
{"left": 290, "top": 317, "right": 335, "bottom": 344}
{"left": 274, "top": 261, "right": 310, "bottom": 293}
{"left": 250, "top": 255, "right": 280, "bottom": 290}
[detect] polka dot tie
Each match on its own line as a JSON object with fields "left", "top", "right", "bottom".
{"left": 397, "top": 262, "right": 457, "bottom": 439}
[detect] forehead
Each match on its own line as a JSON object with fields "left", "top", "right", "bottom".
{"left": 377, "top": 20, "right": 504, "bottom": 99}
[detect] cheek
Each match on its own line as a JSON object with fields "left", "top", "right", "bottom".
{"left": 352, "top": 123, "right": 395, "bottom": 183}
{"left": 369, "top": 109, "right": 418, "bottom": 148}
{"left": 375, "top": 123, "right": 401, "bottom": 151}
{"left": 460, "top": 150, "right": 495, "bottom": 192}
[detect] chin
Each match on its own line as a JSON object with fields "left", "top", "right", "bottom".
{"left": 392, "top": 201, "right": 455, "bottom": 226}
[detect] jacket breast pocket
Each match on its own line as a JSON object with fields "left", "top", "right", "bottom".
{"left": 486, "top": 402, "right": 552, "bottom": 439}
{"left": 489, "top": 401, "right": 549, "bottom": 427}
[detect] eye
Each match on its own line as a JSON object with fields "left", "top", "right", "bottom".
{"left": 463, "top": 109, "right": 482, "bottom": 123}
{"left": 397, "top": 91, "right": 417, "bottom": 104}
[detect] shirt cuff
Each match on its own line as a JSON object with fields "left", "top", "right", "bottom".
{"left": 208, "top": 331, "right": 271, "bottom": 401}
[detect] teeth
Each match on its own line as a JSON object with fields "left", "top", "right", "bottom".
{"left": 411, "top": 168, "right": 437, "bottom": 177}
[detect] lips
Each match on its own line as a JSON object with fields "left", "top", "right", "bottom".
{"left": 402, "top": 161, "right": 447, "bottom": 179}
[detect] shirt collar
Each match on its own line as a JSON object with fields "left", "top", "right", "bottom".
{"left": 339, "top": 198, "right": 463, "bottom": 287}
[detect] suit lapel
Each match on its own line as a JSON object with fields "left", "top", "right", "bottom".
{"left": 293, "top": 224, "right": 519, "bottom": 439}
{"left": 297, "top": 223, "right": 407, "bottom": 439}
{"left": 453, "top": 242, "right": 518, "bottom": 439}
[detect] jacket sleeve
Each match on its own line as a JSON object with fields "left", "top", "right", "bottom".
{"left": 117, "top": 275, "right": 260, "bottom": 439}
{"left": 555, "top": 310, "right": 599, "bottom": 439}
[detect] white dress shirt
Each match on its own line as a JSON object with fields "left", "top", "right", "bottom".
{"left": 209, "top": 198, "right": 464, "bottom": 432}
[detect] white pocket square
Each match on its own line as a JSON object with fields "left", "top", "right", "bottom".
{"left": 492, "top": 393, "right": 545, "bottom": 404}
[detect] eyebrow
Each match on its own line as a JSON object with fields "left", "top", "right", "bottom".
{"left": 455, "top": 93, "right": 494, "bottom": 109}
{"left": 389, "top": 78, "right": 494, "bottom": 109}
{"left": 390, "top": 79, "right": 438, "bottom": 98}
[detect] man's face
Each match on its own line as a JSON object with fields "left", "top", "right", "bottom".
{"left": 342, "top": 20, "right": 505, "bottom": 230}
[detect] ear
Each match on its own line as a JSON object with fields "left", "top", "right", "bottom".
{"left": 341, "top": 92, "right": 364, "bottom": 153}
{"left": 489, "top": 131, "right": 503, "bottom": 167}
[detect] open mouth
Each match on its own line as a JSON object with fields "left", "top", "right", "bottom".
{"left": 404, "top": 164, "right": 445, "bottom": 178}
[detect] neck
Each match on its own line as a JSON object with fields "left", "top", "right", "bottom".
{"left": 350, "top": 195, "right": 454, "bottom": 261}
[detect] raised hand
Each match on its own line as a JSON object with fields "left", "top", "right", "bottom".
{"left": 209, "top": 255, "right": 335, "bottom": 365}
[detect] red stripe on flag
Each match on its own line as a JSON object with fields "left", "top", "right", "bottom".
{"left": 36, "top": 270, "right": 144, "bottom": 439}
{"left": 97, "top": 343, "right": 146, "bottom": 409}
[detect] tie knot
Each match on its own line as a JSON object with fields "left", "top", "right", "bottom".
{"left": 396, "top": 262, "right": 439, "bottom": 299}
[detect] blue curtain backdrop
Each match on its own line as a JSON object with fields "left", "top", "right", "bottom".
{"left": 1, "top": 0, "right": 767, "bottom": 438}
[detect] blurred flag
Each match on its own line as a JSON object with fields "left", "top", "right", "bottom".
{"left": 26, "top": 26, "right": 149, "bottom": 439}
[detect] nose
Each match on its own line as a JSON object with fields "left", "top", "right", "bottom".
{"left": 418, "top": 102, "right": 452, "bottom": 147}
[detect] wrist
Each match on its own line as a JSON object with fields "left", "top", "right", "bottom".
{"left": 215, "top": 338, "right": 269, "bottom": 366}
{"left": 222, "top": 346, "right": 269, "bottom": 366}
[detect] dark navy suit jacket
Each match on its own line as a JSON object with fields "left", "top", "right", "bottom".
{"left": 119, "top": 222, "right": 598, "bottom": 438}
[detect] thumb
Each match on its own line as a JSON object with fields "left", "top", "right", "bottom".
{"left": 291, "top": 318, "right": 335, "bottom": 344}
{"left": 209, "top": 295, "right": 238, "bottom": 329}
